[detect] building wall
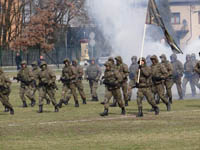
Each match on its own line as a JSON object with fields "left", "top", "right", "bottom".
{"left": 170, "top": 3, "right": 200, "bottom": 48}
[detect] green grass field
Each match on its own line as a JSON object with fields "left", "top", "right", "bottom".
{"left": 0, "top": 79, "right": 200, "bottom": 150}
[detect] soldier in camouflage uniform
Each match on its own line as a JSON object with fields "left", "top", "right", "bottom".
{"left": 150, "top": 55, "right": 171, "bottom": 111}
{"left": 160, "top": 54, "right": 173, "bottom": 103}
{"left": 114, "top": 56, "right": 129, "bottom": 106}
{"left": 191, "top": 53, "right": 200, "bottom": 95}
{"left": 0, "top": 68, "right": 14, "bottom": 114}
{"left": 170, "top": 54, "right": 184, "bottom": 100}
{"left": 67, "top": 59, "right": 86, "bottom": 104}
{"left": 85, "top": 58, "right": 101, "bottom": 101}
{"left": 58, "top": 58, "right": 79, "bottom": 107}
{"left": 100, "top": 61, "right": 126, "bottom": 116}
{"left": 31, "top": 61, "right": 50, "bottom": 104}
{"left": 182, "top": 54, "right": 196, "bottom": 97}
{"left": 37, "top": 61, "right": 59, "bottom": 113}
{"left": 134, "top": 58, "right": 159, "bottom": 117}
{"left": 14, "top": 61, "right": 36, "bottom": 107}
{"left": 194, "top": 53, "right": 200, "bottom": 88}
{"left": 128, "top": 56, "right": 138, "bottom": 101}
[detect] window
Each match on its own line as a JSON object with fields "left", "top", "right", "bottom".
{"left": 171, "top": 13, "right": 180, "bottom": 24}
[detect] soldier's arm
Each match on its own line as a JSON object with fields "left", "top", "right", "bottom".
{"left": 141, "top": 66, "right": 151, "bottom": 77}
{"left": 49, "top": 69, "right": 56, "bottom": 82}
{"left": 160, "top": 64, "right": 169, "bottom": 78}
{"left": 123, "top": 64, "right": 129, "bottom": 77}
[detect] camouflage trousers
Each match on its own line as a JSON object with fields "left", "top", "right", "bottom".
{"left": 153, "top": 83, "right": 169, "bottom": 104}
{"left": 72, "top": 80, "right": 86, "bottom": 100}
{"left": 0, "top": 92, "right": 13, "bottom": 109}
{"left": 121, "top": 81, "right": 128, "bottom": 102}
{"left": 172, "top": 77, "right": 183, "bottom": 99}
{"left": 31, "top": 87, "right": 50, "bottom": 103}
{"left": 61, "top": 83, "right": 78, "bottom": 103}
{"left": 89, "top": 80, "right": 98, "bottom": 99}
{"left": 104, "top": 87, "right": 124, "bottom": 109}
{"left": 137, "top": 87, "right": 157, "bottom": 108}
{"left": 128, "top": 79, "right": 135, "bottom": 101}
{"left": 20, "top": 85, "right": 34, "bottom": 102}
{"left": 164, "top": 79, "right": 173, "bottom": 99}
{"left": 38, "top": 86, "right": 57, "bottom": 106}
{"left": 182, "top": 77, "right": 195, "bottom": 96}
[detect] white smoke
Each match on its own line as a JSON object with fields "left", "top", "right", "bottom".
{"left": 86, "top": 0, "right": 175, "bottom": 64}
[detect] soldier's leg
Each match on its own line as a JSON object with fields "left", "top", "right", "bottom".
{"left": 69, "top": 83, "right": 79, "bottom": 107}
{"left": 190, "top": 78, "right": 196, "bottom": 96}
{"left": 59, "top": 84, "right": 70, "bottom": 107}
{"left": 46, "top": 88, "right": 59, "bottom": 112}
{"left": 121, "top": 81, "right": 129, "bottom": 106}
{"left": 19, "top": 87, "right": 27, "bottom": 107}
{"left": 25, "top": 86, "right": 36, "bottom": 107}
{"left": 165, "top": 80, "right": 173, "bottom": 103}
{"left": 76, "top": 81, "right": 86, "bottom": 104}
{"left": 182, "top": 77, "right": 188, "bottom": 97}
{"left": 38, "top": 87, "right": 46, "bottom": 113}
{"left": 113, "top": 88, "right": 125, "bottom": 115}
{"left": 100, "top": 89, "right": 112, "bottom": 116}
{"left": 89, "top": 80, "right": 93, "bottom": 98}
{"left": 136, "top": 89, "right": 144, "bottom": 117}
{"left": 144, "top": 88, "right": 159, "bottom": 115}
{"left": 175, "top": 77, "right": 183, "bottom": 99}
{"left": 0, "top": 94, "right": 14, "bottom": 114}
{"left": 92, "top": 81, "right": 98, "bottom": 101}
{"left": 156, "top": 84, "right": 171, "bottom": 111}
{"left": 128, "top": 80, "right": 135, "bottom": 101}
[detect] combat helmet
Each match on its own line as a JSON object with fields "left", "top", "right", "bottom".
{"left": 63, "top": 58, "right": 70, "bottom": 64}
{"left": 108, "top": 57, "right": 115, "bottom": 63}
{"left": 150, "top": 55, "right": 159, "bottom": 63}
{"left": 40, "top": 61, "right": 47, "bottom": 67}
{"left": 104, "top": 61, "right": 112, "bottom": 68}
{"left": 160, "top": 54, "right": 167, "bottom": 61}
{"left": 21, "top": 60, "right": 27, "bottom": 65}
{"left": 72, "top": 59, "right": 78, "bottom": 66}
{"left": 31, "top": 61, "right": 38, "bottom": 66}
{"left": 115, "top": 56, "right": 123, "bottom": 63}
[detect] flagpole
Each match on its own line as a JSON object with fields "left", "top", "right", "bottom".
{"left": 137, "top": 23, "right": 147, "bottom": 83}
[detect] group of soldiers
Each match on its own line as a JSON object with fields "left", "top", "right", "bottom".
{"left": 1, "top": 53, "right": 200, "bottom": 117}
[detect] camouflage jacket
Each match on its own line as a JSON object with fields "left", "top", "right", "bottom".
{"left": 171, "top": 60, "right": 184, "bottom": 78}
{"left": 38, "top": 67, "right": 56, "bottom": 86}
{"left": 85, "top": 64, "right": 101, "bottom": 81}
{"left": 151, "top": 63, "right": 168, "bottom": 84}
{"left": 61, "top": 65, "right": 77, "bottom": 83}
{"left": 161, "top": 60, "right": 173, "bottom": 78}
{"left": 116, "top": 63, "right": 129, "bottom": 81}
{"left": 194, "top": 61, "right": 200, "bottom": 75}
{"left": 17, "top": 67, "right": 33, "bottom": 87}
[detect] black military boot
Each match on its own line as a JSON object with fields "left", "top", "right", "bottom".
{"left": 54, "top": 105, "right": 59, "bottom": 112}
{"left": 31, "top": 98, "right": 36, "bottom": 107}
{"left": 22, "top": 101, "right": 28, "bottom": 108}
{"left": 137, "top": 107, "right": 143, "bottom": 117}
{"left": 100, "top": 108, "right": 108, "bottom": 116}
{"left": 82, "top": 99, "right": 87, "bottom": 104}
{"left": 169, "top": 97, "right": 172, "bottom": 104}
{"left": 10, "top": 108, "right": 14, "bottom": 115}
{"left": 38, "top": 105, "right": 43, "bottom": 113}
{"left": 125, "top": 101, "right": 128, "bottom": 107}
{"left": 121, "top": 107, "right": 126, "bottom": 115}
{"left": 75, "top": 101, "right": 79, "bottom": 107}
{"left": 154, "top": 106, "right": 159, "bottom": 115}
{"left": 100, "top": 101, "right": 105, "bottom": 105}
{"left": 4, "top": 106, "right": 9, "bottom": 112}
{"left": 58, "top": 99, "right": 64, "bottom": 108}
{"left": 166, "top": 103, "right": 171, "bottom": 111}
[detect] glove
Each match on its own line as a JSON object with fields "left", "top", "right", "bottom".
{"left": 139, "top": 65, "right": 142, "bottom": 69}
{"left": 135, "top": 82, "right": 139, "bottom": 88}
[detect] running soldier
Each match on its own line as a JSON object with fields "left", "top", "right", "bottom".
{"left": 182, "top": 55, "right": 195, "bottom": 97}
{"left": 37, "top": 61, "right": 59, "bottom": 113}
{"left": 100, "top": 61, "right": 126, "bottom": 116}
{"left": 170, "top": 54, "right": 184, "bottom": 100}
{"left": 58, "top": 58, "right": 79, "bottom": 107}
{"left": 14, "top": 61, "right": 36, "bottom": 107}
{"left": 85, "top": 58, "right": 101, "bottom": 101}
{"left": 128, "top": 56, "right": 138, "bottom": 101}
{"left": 160, "top": 54, "right": 173, "bottom": 103}
{"left": 115, "top": 56, "right": 129, "bottom": 106}
{"left": 0, "top": 68, "right": 14, "bottom": 114}
{"left": 150, "top": 55, "right": 171, "bottom": 111}
{"left": 135, "top": 58, "right": 159, "bottom": 117}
